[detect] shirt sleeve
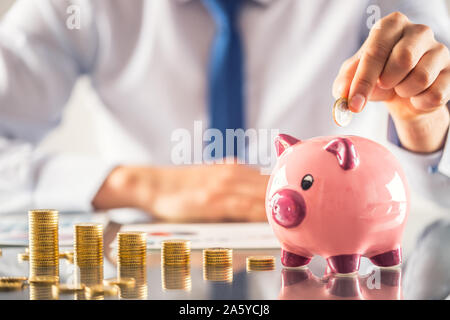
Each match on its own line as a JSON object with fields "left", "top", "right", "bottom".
{"left": 0, "top": 0, "right": 110, "bottom": 213}
{"left": 386, "top": 116, "right": 450, "bottom": 208}
{"left": 362, "top": 0, "right": 450, "bottom": 207}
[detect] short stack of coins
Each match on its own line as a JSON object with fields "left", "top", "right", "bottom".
{"left": 161, "top": 265, "right": 191, "bottom": 291}
{"left": 118, "top": 264, "right": 148, "bottom": 300}
{"left": 28, "top": 210, "right": 59, "bottom": 279}
{"left": 0, "top": 277, "right": 27, "bottom": 291}
{"left": 246, "top": 256, "right": 276, "bottom": 272}
{"left": 161, "top": 240, "right": 191, "bottom": 265}
{"left": 117, "top": 232, "right": 147, "bottom": 266}
{"left": 74, "top": 223, "right": 103, "bottom": 267}
{"left": 203, "top": 248, "right": 232, "bottom": 266}
{"left": 203, "top": 248, "right": 233, "bottom": 282}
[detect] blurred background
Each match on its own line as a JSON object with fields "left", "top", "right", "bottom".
{"left": 0, "top": 0, "right": 449, "bottom": 256}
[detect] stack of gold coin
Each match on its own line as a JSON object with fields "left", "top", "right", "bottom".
{"left": 104, "top": 277, "right": 135, "bottom": 288}
{"left": 28, "top": 210, "right": 59, "bottom": 279}
{"left": 85, "top": 284, "right": 118, "bottom": 299}
{"left": 57, "top": 283, "right": 85, "bottom": 294}
{"left": 203, "top": 265, "right": 233, "bottom": 283}
{"left": 118, "top": 264, "right": 148, "bottom": 300}
{"left": 74, "top": 265, "right": 104, "bottom": 300}
{"left": 161, "top": 265, "right": 191, "bottom": 291}
{"left": 29, "top": 283, "right": 59, "bottom": 300}
{"left": 74, "top": 223, "right": 103, "bottom": 267}
{"left": 29, "top": 275, "right": 59, "bottom": 284}
{"left": 0, "top": 277, "right": 28, "bottom": 291}
{"left": 161, "top": 240, "right": 191, "bottom": 265}
{"left": 117, "top": 232, "right": 147, "bottom": 266}
{"left": 246, "top": 256, "right": 276, "bottom": 272}
{"left": 203, "top": 248, "right": 232, "bottom": 266}
{"left": 17, "top": 252, "right": 29, "bottom": 262}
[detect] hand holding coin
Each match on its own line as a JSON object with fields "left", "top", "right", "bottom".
{"left": 332, "top": 98, "right": 353, "bottom": 127}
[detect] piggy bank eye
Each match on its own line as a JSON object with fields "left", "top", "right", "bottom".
{"left": 301, "top": 174, "right": 314, "bottom": 190}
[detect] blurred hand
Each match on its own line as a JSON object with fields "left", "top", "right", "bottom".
{"left": 333, "top": 12, "right": 449, "bottom": 153}
{"left": 93, "top": 163, "right": 269, "bottom": 223}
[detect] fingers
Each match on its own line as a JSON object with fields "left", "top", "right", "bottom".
{"left": 379, "top": 24, "right": 435, "bottom": 89}
{"left": 410, "top": 68, "right": 450, "bottom": 110}
{"left": 395, "top": 43, "right": 450, "bottom": 98}
{"left": 332, "top": 55, "right": 359, "bottom": 99}
{"left": 333, "top": 53, "right": 396, "bottom": 101}
{"left": 348, "top": 12, "right": 408, "bottom": 112}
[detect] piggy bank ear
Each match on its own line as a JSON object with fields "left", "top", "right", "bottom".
{"left": 275, "top": 134, "right": 301, "bottom": 157}
{"left": 324, "top": 137, "right": 359, "bottom": 170}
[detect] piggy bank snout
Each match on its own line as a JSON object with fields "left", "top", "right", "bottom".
{"left": 270, "top": 189, "right": 306, "bottom": 228}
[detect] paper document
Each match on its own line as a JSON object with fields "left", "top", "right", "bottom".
{"left": 118, "top": 222, "right": 280, "bottom": 249}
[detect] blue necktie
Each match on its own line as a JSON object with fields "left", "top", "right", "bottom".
{"left": 202, "top": 0, "right": 245, "bottom": 158}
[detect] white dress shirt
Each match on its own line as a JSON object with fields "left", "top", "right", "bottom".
{"left": 0, "top": 0, "right": 449, "bottom": 213}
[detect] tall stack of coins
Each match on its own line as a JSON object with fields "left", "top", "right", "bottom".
{"left": 118, "top": 264, "right": 148, "bottom": 300}
{"left": 117, "top": 232, "right": 147, "bottom": 266}
{"left": 28, "top": 210, "right": 59, "bottom": 279}
{"left": 74, "top": 223, "right": 103, "bottom": 267}
{"left": 161, "top": 240, "right": 191, "bottom": 265}
{"left": 161, "top": 265, "right": 191, "bottom": 291}
{"left": 246, "top": 256, "right": 276, "bottom": 272}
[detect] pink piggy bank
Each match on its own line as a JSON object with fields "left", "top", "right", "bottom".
{"left": 266, "top": 134, "right": 410, "bottom": 274}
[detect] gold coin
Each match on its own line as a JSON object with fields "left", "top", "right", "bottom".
{"left": 161, "top": 265, "right": 191, "bottom": 291}
{"left": 246, "top": 256, "right": 276, "bottom": 271}
{"left": 203, "top": 248, "right": 232, "bottom": 265}
{"left": 161, "top": 240, "right": 191, "bottom": 266}
{"left": 28, "top": 209, "right": 59, "bottom": 276}
{"left": 0, "top": 282, "right": 26, "bottom": 291}
{"left": 203, "top": 265, "right": 233, "bottom": 282}
{"left": 86, "top": 284, "right": 118, "bottom": 297}
{"left": 332, "top": 97, "right": 353, "bottom": 127}
{"left": 247, "top": 256, "right": 275, "bottom": 262}
{"left": 29, "top": 275, "right": 59, "bottom": 283}
{"left": 74, "top": 223, "right": 103, "bottom": 267}
{"left": 58, "top": 283, "right": 85, "bottom": 293}
{"left": 104, "top": 277, "right": 136, "bottom": 287}
{"left": 162, "top": 240, "right": 190, "bottom": 246}
{"left": 0, "top": 277, "right": 28, "bottom": 284}
{"left": 116, "top": 232, "right": 147, "bottom": 268}
{"left": 246, "top": 255, "right": 276, "bottom": 272}
{"left": 18, "top": 253, "right": 29, "bottom": 261}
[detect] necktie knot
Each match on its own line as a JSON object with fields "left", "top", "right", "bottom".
{"left": 202, "top": 0, "right": 243, "bottom": 31}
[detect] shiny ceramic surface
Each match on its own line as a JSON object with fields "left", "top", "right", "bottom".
{"left": 266, "top": 134, "right": 410, "bottom": 273}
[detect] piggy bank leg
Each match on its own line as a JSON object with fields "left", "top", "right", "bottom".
{"left": 281, "top": 249, "right": 311, "bottom": 268}
{"left": 369, "top": 248, "right": 402, "bottom": 267}
{"left": 327, "top": 254, "right": 361, "bottom": 274}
